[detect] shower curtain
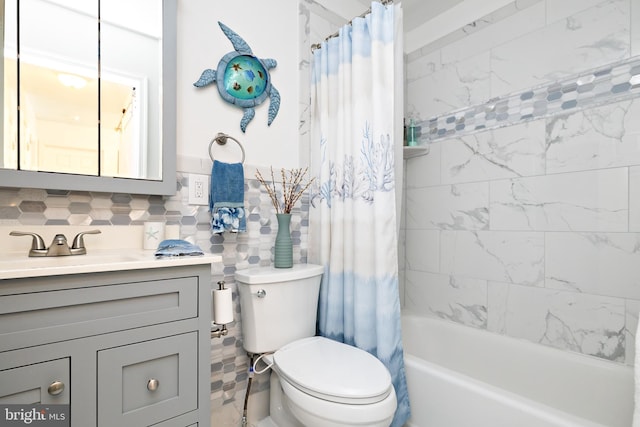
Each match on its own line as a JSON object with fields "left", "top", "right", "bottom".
{"left": 308, "top": 2, "right": 410, "bottom": 426}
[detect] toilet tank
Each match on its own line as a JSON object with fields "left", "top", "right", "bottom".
{"left": 235, "top": 264, "right": 324, "bottom": 354}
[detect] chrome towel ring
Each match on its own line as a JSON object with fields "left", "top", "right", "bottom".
{"left": 209, "top": 132, "right": 246, "bottom": 164}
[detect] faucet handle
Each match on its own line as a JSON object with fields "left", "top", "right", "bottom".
{"left": 71, "top": 229, "right": 101, "bottom": 252}
{"left": 10, "top": 231, "right": 47, "bottom": 250}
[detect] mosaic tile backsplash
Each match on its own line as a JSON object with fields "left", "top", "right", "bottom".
{"left": 0, "top": 171, "right": 310, "bottom": 420}
{"left": 418, "top": 56, "right": 640, "bottom": 143}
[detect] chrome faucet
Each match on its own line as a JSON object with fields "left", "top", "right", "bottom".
{"left": 10, "top": 230, "right": 101, "bottom": 257}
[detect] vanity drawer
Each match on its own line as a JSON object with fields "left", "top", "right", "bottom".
{"left": 0, "top": 358, "right": 70, "bottom": 405}
{"left": 0, "top": 277, "right": 198, "bottom": 352}
{"left": 97, "top": 332, "right": 198, "bottom": 427}
{"left": 153, "top": 418, "right": 198, "bottom": 427}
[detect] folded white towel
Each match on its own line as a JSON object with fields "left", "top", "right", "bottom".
{"left": 634, "top": 315, "right": 640, "bottom": 427}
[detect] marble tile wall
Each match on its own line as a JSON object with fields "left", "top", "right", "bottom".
{"left": 404, "top": 0, "right": 640, "bottom": 365}
{"left": 414, "top": 56, "right": 640, "bottom": 145}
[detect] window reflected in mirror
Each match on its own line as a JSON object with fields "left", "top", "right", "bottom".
{"left": 1, "top": 0, "right": 162, "bottom": 180}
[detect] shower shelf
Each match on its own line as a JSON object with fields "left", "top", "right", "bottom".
{"left": 403, "top": 145, "right": 429, "bottom": 159}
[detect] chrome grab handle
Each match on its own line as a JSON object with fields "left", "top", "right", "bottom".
{"left": 147, "top": 378, "right": 159, "bottom": 392}
{"left": 255, "top": 289, "right": 266, "bottom": 298}
{"left": 47, "top": 381, "right": 65, "bottom": 396}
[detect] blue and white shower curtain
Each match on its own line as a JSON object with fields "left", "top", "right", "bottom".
{"left": 309, "top": 2, "right": 410, "bottom": 426}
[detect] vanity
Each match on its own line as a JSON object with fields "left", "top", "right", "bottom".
{"left": 0, "top": 244, "right": 217, "bottom": 427}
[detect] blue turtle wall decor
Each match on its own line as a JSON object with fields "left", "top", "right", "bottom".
{"left": 194, "top": 21, "right": 280, "bottom": 133}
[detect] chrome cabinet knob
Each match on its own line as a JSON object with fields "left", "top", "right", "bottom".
{"left": 147, "top": 378, "right": 160, "bottom": 392}
{"left": 47, "top": 381, "right": 65, "bottom": 396}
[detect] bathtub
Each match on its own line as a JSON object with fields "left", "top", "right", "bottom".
{"left": 401, "top": 315, "right": 634, "bottom": 427}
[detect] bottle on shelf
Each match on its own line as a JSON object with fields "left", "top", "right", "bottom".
{"left": 406, "top": 118, "right": 418, "bottom": 146}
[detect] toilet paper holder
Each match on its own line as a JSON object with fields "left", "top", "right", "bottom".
{"left": 211, "top": 280, "right": 230, "bottom": 339}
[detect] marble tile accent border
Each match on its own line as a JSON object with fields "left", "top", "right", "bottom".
{"left": 417, "top": 55, "right": 640, "bottom": 143}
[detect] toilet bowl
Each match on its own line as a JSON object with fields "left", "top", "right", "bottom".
{"left": 271, "top": 337, "right": 397, "bottom": 427}
{"left": 235, "top": 264, "right": 397, "bottom": 427}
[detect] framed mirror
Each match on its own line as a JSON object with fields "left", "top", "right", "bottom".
{"left": 0, "top": 0, "right": 176, "bottom": 195}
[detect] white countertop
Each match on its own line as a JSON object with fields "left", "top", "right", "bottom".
{"left": 0, "top": 249, "right": 221, "bottom": 280}
{"left": 0, "top": 225, "right": 221, "bottom": 280}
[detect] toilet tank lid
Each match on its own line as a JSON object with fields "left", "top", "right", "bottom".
{"left": 235, "top": 263, "right": 324, "bottom": 284}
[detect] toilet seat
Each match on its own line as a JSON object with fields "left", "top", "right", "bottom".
{"left": 274, "top": 336, "right": 393, "bottom": 405}
{"left": 279, "top": 374, "right": 397, "bottom": 427}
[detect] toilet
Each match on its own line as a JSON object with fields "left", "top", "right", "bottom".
{"left": 235, "top": 264, "right": 397, "bottom": 427}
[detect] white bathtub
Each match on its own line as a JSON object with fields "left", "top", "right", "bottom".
{"left": 401, "top": 315, "right": 634, "bottom": 427}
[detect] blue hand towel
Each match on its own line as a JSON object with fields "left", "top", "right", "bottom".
{"left": 155, "top": 239, "right": 204, "bottom": 257}
{"left": 210, "top": 160, "right": 246, "bottom": 233}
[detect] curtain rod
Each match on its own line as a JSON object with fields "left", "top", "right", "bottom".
{"left": 310, "top": 0, "right": 394, "bottom": 52}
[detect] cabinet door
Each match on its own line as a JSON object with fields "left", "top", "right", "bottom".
{"left": 0, "top": 358, "right": 69, "bottom": 404}
{"left": 97, "top": 332, "right": 197, "bottom": 427}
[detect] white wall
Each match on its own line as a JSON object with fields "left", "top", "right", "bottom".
{"left": 176, "top": 0, "right": 301, "bottom": 171}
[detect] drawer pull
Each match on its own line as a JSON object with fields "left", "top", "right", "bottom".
{"left": 147, "top": 378, "right": 160, "bottom": 392}
{"left": 47, "top": 381, "right": 65, "bottom": 396}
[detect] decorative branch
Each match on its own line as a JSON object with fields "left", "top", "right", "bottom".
{"left": 255, "top": 166, "right": 315, "bottom": 214}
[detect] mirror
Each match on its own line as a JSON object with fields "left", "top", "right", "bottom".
{"left": 0, "top": 0, "right": 176, "bottom": 195}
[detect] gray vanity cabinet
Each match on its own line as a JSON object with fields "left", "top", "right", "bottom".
{"left": 98, "top": 332, "right": 198, "bottom": 426}
{"left": 0, "top": 264, "right": 212, "bottom": 427}
{"left": 0, "top": 358, "right": 70, "bottom": 405}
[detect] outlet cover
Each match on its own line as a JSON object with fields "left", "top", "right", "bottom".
{"left": 188, "top": 174, "right": 209, "bottom": 205}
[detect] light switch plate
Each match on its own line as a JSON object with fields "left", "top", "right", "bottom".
{"left": 188, "top": 174, "right": 209, "bottom": 205}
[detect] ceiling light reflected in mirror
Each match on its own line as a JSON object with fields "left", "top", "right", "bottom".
{"left": 57, "top": 73, "right": 87, "bottom": 89}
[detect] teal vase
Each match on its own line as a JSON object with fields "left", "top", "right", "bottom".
{"left": 274, "top": 213, "right": 293, "bottom": 268}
